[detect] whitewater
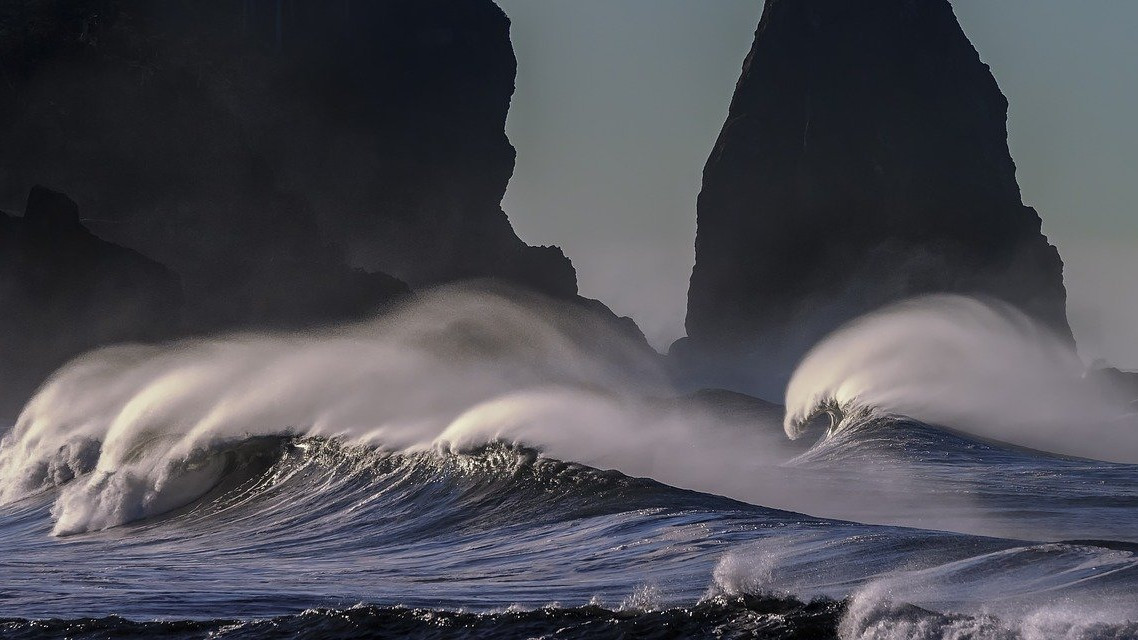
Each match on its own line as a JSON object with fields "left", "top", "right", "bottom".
{"left": 3, "top": 287, "right": 1138, "bottom": 639}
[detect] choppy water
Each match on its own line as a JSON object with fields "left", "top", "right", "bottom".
{"left": 3, "top": 291, "right": 1137, "bottom": 639}
{"left": 3, "top": 423, "right": 1138, "bottom": 639}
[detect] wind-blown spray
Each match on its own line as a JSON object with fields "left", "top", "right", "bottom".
{"left": 0, "top": 286, "right": 798, "bottom": 535}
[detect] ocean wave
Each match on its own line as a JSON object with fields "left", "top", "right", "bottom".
{"left": 0, "top": 287, "right": 813, "bottom": 534}
{"left": 4, "top": 290, "right": 1138, "bottom": 634}
{"left": 8, "top": 288, "right": 1138, "bottom": 540}
{"left": 783, "top": 295, "right": 1138, "bottom": 463}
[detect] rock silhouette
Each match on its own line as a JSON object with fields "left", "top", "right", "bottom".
{"left": 0, "top": 1, "right": 653, "bottom": 415}
{"left": 680, "top": 0, "right": 1071, "bottom": 396}
{"left": 0, "top": 0, "right": 576, "bottom": 334}
{"left": 0, "top": 187, "right": 183, "bottom": 418}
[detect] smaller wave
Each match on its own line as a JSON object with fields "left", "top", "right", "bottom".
{"left": 840, "top": 584, "right": 1138, "bottom": 640}
{"left": 787, "top": 412, "right": 1096, "bottom": 468}
{"left": 783, "top": 295, "right": 1138, "bottom": 463}
{"left": 708, "top": 533, "right": 1138, "bottom": 639}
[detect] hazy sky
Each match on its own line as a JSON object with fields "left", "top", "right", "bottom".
{"left": 496, "top": 1, "right": 1138, "bottom": 367}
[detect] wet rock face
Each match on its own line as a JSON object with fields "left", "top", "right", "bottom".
{"left": 0, "top": 0, "right": 576, "bottom": 334}
{"left": 682, "top": 0, "right": 1071, "bottom": 395}
{"left": 0, "top": 187, "right": 183, "bottom": 418}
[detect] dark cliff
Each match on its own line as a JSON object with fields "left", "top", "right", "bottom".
{"left": 0, "top": 1, "right": 652, "bottom": 416}
{"left": 0, "top": 0, "right": 576, "bottom": 333}
{"left": 680, "top": 0, "right": 1071, "bottom": 396}
{"left": 0, "top": 187, "right": 183, "bottom": 417}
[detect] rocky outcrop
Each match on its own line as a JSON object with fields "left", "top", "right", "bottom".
{"left": 0, "top": 2, "right": 653, "bottom": 415}
{"left": 680, "top": 0, "right": 1071, "bottom": 397}
{"left": 0, "top": 187, "right": 183, "bottom": 418}
{"left": 0, "top": 0, "right": 576, "bottom": 333}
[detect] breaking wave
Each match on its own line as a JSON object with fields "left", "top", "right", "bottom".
{"left": 784, "top": 295, "right": 1138, "bottom": 463}
{"left": 3, "top": 289, "right": 1138, "bottom": 638}
{"left": 0, "top": 286, "right": 801, "bottom": 535}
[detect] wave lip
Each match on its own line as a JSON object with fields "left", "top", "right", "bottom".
{"left": 783, "top": 396, "right": 884, "bottom": 443}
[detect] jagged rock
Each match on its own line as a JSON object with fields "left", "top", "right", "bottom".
{"left": 681, "top": 0, "right": 1071, "bottom": 397}
{"left": 0, "top": 186, "right": 182, "bottom": 418}
{"left": 0, "top": 0, "right": 577, "bottom": 333}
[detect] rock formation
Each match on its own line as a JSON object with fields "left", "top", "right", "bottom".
{"left": 0, "top": 0, "right": 576, "bottom": 333}
{"left": 0, "top": 1, "right": 651, "bottom": 415}
{"left": 0, "top": 187, "right": 183, "bottom": 418}
{"left": 680, "top": 0, "right": 1071, "bottom": 397}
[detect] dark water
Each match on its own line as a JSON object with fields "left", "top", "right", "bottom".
{"left": 0, "top": 598, "right": 846, "bottom": 640}
{"left": 3, "top": 413, "right": 1138, "bottom": 639}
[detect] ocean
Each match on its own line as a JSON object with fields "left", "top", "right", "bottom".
{"left": 2, "top": 290, "right": 1136, "bottom": 639}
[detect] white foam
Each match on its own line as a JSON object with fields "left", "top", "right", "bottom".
{"left": 705, "top": 535, "right": 1138, "bottom": 639}
{"left": 839, "top": 581, "right": 1138, "bottom": 640}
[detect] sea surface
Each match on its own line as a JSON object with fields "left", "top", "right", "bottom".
{"left": 2, "top": 291, "right": 1137, "bottom": 639}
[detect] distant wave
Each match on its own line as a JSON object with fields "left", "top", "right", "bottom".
{"left": 783, "top": 295, "right": 1138, "bottom": 463}
{"left": 6, "top": 289, "right": 1138, "bottom": 540}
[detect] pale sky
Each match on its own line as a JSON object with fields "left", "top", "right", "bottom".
{"left": 496, "top": 1, "right": 1138, "bottom": 367}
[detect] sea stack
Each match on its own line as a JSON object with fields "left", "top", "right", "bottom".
{"left": 679, "top": 0, "right": 1071, "bottom": 397}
